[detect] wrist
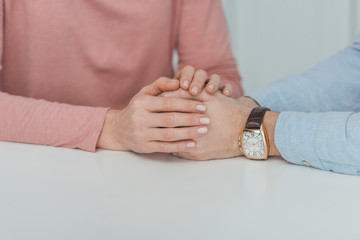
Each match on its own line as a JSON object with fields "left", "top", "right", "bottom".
{"left": 97, "top": 109, "right": 127, "bottom": 151}
{"left": 263, "top": 111, "right": 281, "bottom": 156}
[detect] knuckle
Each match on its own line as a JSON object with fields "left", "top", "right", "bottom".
{"left": 162, "top": 98, "right": 174, "bottom": 111}
{"left": 182, "top": 73, "right": 193, "bottom": 81}
{"left": 161, "top": 129, "right": 176, "bottom": 141}
{"left": 139, "top": 86, "right": 147, "bottom": 93}
{"left": 185, "top": 101, "right": 194, "bottom": 111}
{"left": 176, "top": 143, "right": 185, "bottom": 152}
{"left": 211, "top": 73, "right": 220, "bottom": 79}
{"left": 161, "top": 114, "right": 175, "bottom": 126}
{"left": 158, "top": 143, "right": 170, "bottom": 153}
{"left": 211, "top": 75, "right": 221, "bottom": 84}
{"left": 196, "top": 69, "right": 207, "bottom": 76}
{"left": 131, "top": 97, "right": 144, "bottom": 108}
{"left": 184, "top": 65, "right": 195, "bottom": 71}
{"left": 157, "top": 76, "right": 167, "bottom": 82}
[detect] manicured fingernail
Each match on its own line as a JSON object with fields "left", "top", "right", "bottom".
{"left": 197, "top": 127, "right": 208, "bottom": 134}
{"left": 208, "top": 84, "right": 214, "bottom": 90}
{"left": 196, "top": 105, "right": 206, "bottom": 112}
{"left": 200, "top": 117, "right": 210, "bottom": 124}
{"left": 192, "top": 86, "right": 199, "bottom": 94}
{"left": 163, "top": 91, "right": 172, "bottom": 97}
{"left": 224, "top": 90, "right": 230, "bottom": 95}
{"left": 187, "top": 142, "right": 196, "bottom": 148}
{"left": 183, "top": 81, "right": 189, "bottom": 88}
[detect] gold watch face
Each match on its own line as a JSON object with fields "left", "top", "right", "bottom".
{"left": 240, "top": 127, "right": 268, "bottom": 160}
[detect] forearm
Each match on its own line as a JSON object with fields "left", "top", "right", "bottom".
{"left": 272, "top": 111, "right": 360, "bottom": 175}
{"left": 177, "top": 0, "right": 243, "bottom": 98}
{"left": 249, "top": 39, "right": 360, "bottom": 112}
{"left": 0, "top": 91, "right": 108, "bottom": 152}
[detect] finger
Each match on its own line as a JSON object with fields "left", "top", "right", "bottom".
{"left": 160, "top": 89, "right": 196, "bottom": 100}
{"left": 148, "top": 140, "right": 196, "bottom": 153}
{"left": 206, "top": 74, "right": 222, "bottom": 94}
{"left": 174, "top": 71, "right": 181, "bottom": 80}
{"left": 222, "top": 83, "right": 233, "bottom": 97}
{"left": 148, "top": 126, "right": 208, "bottom": 142}
{"left": 148, "top": 112, "right": 210, "bottom": 127}
{"left": 179, "top": 65, "right": 195, "bottom": 90}
{"left": 189, "top": 69, "right": 208, "bottom": 96}
{"left": 141, "top": 77, "right": 180, "bottom": 96}
{"left": 144, "top": 96, "right": 207, "bottom": 113}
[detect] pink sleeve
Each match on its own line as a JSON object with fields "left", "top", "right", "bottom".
{"left": 0, "top": 4, "right": 108, "bottom": 152}
{"left": 176, "top": 0, "right": 243, "bottom": 97}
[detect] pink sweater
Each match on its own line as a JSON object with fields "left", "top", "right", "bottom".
{"left": 0, "top": 0, "right": 242, "bottom": 151}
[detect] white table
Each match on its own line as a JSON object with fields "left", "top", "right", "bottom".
{"left": 1, "top": 142, "right": 359, "bottom": 240}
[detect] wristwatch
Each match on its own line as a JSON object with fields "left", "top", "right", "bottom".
{"left": 240, "top": 107, "right": 270, "bottom": 160}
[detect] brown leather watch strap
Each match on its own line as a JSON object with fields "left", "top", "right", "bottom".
{"left": 245, "top": 107, "right": 270, "bottom": 130}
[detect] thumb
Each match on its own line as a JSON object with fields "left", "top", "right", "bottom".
{"left": 141, "top": 77, "right": 180, "bottom": 96}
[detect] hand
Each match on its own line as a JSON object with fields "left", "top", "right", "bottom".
{"left": 97, "top": 77, "right": 211, "bottom": 153}
{"left": 175, "top": 65, "right": 234, "bottom": 97}
{"left": 237, "top": 96, "right": 260, "bottom": 108}
{"left": 162, "top": 89, "right": 249, "bottom": 160}
{"left": 166, "top": 89, "right": 280, "bottom": 160}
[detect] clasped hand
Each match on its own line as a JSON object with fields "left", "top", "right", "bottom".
{"left": 97, "top": 66, "right": 257, "bottom": 160}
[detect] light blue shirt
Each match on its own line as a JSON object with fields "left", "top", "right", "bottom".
{"left": 249, "top": 36, "right": 360, "bottom": 175}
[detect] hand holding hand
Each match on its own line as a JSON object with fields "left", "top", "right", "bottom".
{"left": 176, "top": 65, "right": 234, "bottom": 97}
{"left": 164, "top": 89, "right": 280, "bottom": 160}
{"left": 97, "top": 77, "right": 210, "bottom": 153}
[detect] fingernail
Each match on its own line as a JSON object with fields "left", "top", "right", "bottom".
{"left": 187, "top": 142, "right": 196, "bottom": 148}
{"left": 200, "top": 117, "right": 210, "bottom": 124}
{"left": 208, "top": 84, "right": 214, "bottom": 90}
{"left": 197, "top": 127, "right": 208, "bottom": 134}
{"left": 163, "top": 91, "right": 172, "bottom": 97}
{"left": 196, "top": 105, "right": 206, "bottom": 112}
{"left": 183, "top": 81, "right": 189, "bottom": 88}
{"left": 224, "top": 90, "right": 230, "bottom": 95}
{"left": 192, "top": 86, "right": 199, "bottom": 94}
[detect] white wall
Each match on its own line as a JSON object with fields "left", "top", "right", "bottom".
{"left": 222, "top": 0, "right": 358, "bottom": 94}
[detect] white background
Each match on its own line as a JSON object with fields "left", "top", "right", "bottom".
{"left": 222, "top": 0, "right": 359, "bottom": 94}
